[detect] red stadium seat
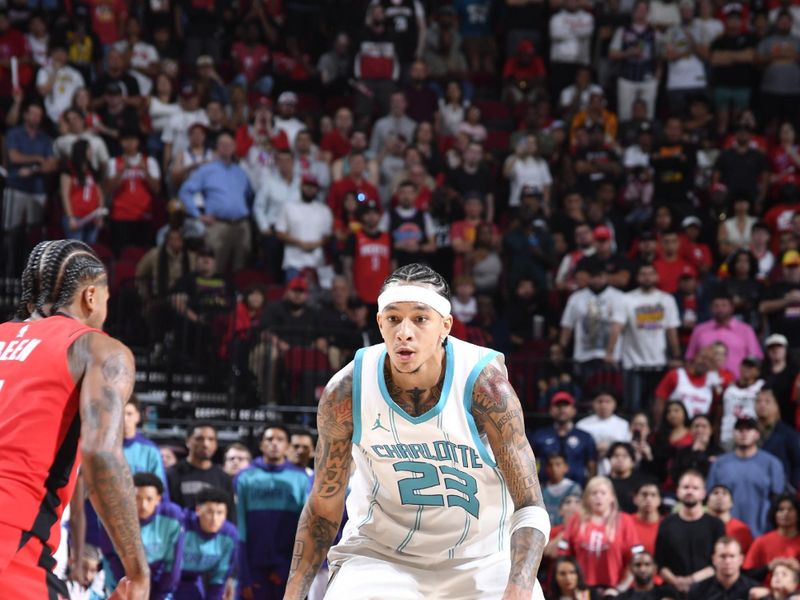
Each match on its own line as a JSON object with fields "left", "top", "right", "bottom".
{"left": 119, "top": 246, "right": 147, "bottom": 264}
{"left": 233, "top": 269, "right": 270, "bottom": 291}
{"left": 485, "top": 130, "right": 511, "bottom": 154}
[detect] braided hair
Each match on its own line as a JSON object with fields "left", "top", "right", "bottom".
{"left": 15, "top": 240, "right": 58, "bottom": 320}
{"left": 379, "top": 263, "right": 451, "bottom": 301}
{"left": 32, "top": 240, "right": 106, "bottom": 317}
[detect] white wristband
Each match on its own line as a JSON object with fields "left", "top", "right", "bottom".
{"left": 510, "top": 506, "right": 551, "bottom": 542}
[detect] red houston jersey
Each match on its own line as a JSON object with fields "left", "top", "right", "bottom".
{"left": 0, "top": 316, "right": 99, "bottom": 555}
{"left": 353, "top": 230, "right": 391, "bottom": 304}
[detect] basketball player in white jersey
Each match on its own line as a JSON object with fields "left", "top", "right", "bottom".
{"left": 283, "top": 264, "right": 549, "bottom": 600}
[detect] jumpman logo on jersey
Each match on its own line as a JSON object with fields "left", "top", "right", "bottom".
{"left": 16, "top": 325, "right": 28, "bottom": 338}
{"left": 372, "top": 413, "right": 390, "bottom": 432}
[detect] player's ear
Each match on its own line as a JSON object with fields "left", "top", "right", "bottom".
{"left": 442, "top": 314, "right": 453, "bottom": 336}
{"left": 82, "top": 284, "right": 98, "bottom": 313}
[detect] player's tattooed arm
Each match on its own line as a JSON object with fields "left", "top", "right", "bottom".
{"left": 73, "top": 333, "right": 150, "bottom": 598}
{"left": 472, "top": 363, "right": 547, "bottom": 600}
{"left": 284, "top": 364, "right": 354, "bottom": 600}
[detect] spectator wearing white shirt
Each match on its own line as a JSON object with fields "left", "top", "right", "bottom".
{"left": 273, "top": 91, "right": 306, "bottom": 150}
{"left": 770, "top": 0, "right": 800, "bottom": 38}
{"left": 161, "top": 83, "right": 209, "bottom": 173}
{"left": 54, "top": 108, "right": 110, "bottom": 175}
{"left": 148, "top": 73, "right": 180, "bottom": 151}
{"left": 36, "top": 44, "right": 85, "bottom": 125}
{"left": 503, "top": 134, "right": 552, "bottom": 209}
{"left": 663, "top": 1, "right": 710, "bottom": 114}
{"left": 548, "top": 0, "right": 595, "bottom": 97}
{"left": 26, "top": 13, "right": 48, "bottom": 68}
{"left": 559, "top": 66, "right": 604, "bottom": 117}
{"left": 559, "top": 256, "right": 626, "bottom": 369}
{"left": 607, "top": 263, "right": 682, "bottom": 415}
{"left": 275, "top": 174, "right": 334, "bottom": 281}
{"left": 690, "top": 0, "right": 724, "bottom": 57}
{"left": 576, "top": 390, "right": 632, "bottom": 459}
{"left": 254, "top": 149, "right": 301, "bottom": 278}
{"left": 114, "top": 17, "right": 159, "bottom": 96}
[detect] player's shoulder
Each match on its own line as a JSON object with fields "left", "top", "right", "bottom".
{"left": 218, "top": 519, "right": 239, "bottom": 541}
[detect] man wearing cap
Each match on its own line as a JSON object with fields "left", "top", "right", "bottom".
{"left": 584, "top": 224, "right": 631, "bottom": 289}
{"left": 97, "top": 82, "right": 139, "bottom": 156}
{"left": 273, "top": 91, "right": 305, "bottom": 150}
{"left": 681, "top": 216, "right": 713, "bottom": 274}
{"left": 686, "top": 288, "right": 762, "bottom": 378}
{"left": 275, "top": 173, "right": 334, "bottom": 282}
{"left": 762, "top": 334, "right": 798, "bottom": 426}
{"left": 342, "top": 198, "right": 391, "bottom": 306}
{"left": 161, "top": 82, "right": 209, "bottom": 174}
{"left": 607, "top": 263, "right": 681, "bottom": 413}
{"left": 195, "top": 54, "right": 228, "bottom": 105}
{"left": 719, "top": 357, "right": 764, "bottom": 450}
{"left": 755, "top": 388, "right": 800, "bottom": 491}
{"left": 107, "top": 127, "right": 161, "bottom": 252}
{"left": 760, "top": 251, "right": 800, "bottom": 352}
{"left": 560, "top": 255, "right": 626, "bottom": 373}
{"left": 707, "top": 417, "right": 786, "bottom": 536}
{"left": 178, "top": 132, "right": 253, "bottom": 275}
{"left": 530, "top": 392, "right": 598, "bottom": 487}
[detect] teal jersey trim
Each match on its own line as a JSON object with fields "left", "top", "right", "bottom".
{"left": 352, "top": 348, "right": 365, "bottom": 445}
{"left": 463, "top": 351, "right": 500, "bottom": 468}
{"left": 377, "top": 338, "right": 455, "bottom": 424}
{"left": 494, "top": 468, "right": 509, "bottom": 551}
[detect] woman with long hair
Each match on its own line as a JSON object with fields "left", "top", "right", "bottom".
{"left": 745, "top": 494, "right": 800, "bottom": 583}
{"left": 549, "top": 556, "right": 597, "bottom": 600}
{"left": 561, "top": 477, "right": 641, "bottom": 592}
{"left": 60, "top": 139, "right": 103, "bottom": 243}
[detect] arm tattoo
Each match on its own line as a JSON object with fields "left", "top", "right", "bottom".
{"left": 383, "top": 358, "right": 445, "bottom": 417}
{"left": 284, "top": 367, "right": 353, "bottom": 600}
{"left": 80, "top": 341, "right": 149, "bottom": 582}
{"left": 472, "top": 364, "right": 546, "bottom": 594}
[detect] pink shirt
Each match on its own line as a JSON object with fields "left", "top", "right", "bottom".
{"left": 684, "top": 318, "right": 763, "bottom": 378}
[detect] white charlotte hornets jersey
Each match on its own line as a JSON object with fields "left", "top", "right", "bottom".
{"left": 335, "top": 336, "right": 513, "bottom": 560}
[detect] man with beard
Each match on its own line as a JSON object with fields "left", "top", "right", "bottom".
{"left": 654, "top": 470, "right": 725, "bottom": 594}
{"left": 275, "top": 174, "right": 334, "bottom": 282}
{"left": 559, "top": 256, "right": 626, "bottom": 377}
{"left": 607, "top": 263, "right": 681, "bottom": 414}
{"left": 707, "top": 417, "right": 785, "bottom": 536}
{"left": 617, "top": 552, "right": 679, "bottom": 600}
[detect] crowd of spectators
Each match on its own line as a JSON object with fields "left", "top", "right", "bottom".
{"left": 4, "top": 0, "right": 800, "bottom": 599}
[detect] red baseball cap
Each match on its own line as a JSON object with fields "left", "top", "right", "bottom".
{"left": 679, "top": 264, "right": 698, "bottom": 279}
{"left": 593, "top": 225, "right": 612, "bottom": 241}
{"left": 287, "top": 276, "right": 309, "bottom": 291}
{"left": 550, "top": 391, "right": 576, "bottom": 407}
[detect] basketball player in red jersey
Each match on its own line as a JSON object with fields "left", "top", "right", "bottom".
{"left": 0, "top": 240, "right": 149, "bottom": 599}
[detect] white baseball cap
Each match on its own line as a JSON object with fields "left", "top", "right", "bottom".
{"left": 765, "top": 333, "right": 788, "bottom": 347}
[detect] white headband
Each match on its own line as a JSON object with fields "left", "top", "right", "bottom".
{"left": 377, "top": 285, "right": 451, "bottom": 317}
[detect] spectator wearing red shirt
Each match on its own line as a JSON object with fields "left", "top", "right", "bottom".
{"left": 744, "top": 495, "right": 800, "bottom": 583}
{"left": 707, "top": 484, "right": 754, "bottom": 556}
{"left": 231, "top": 20, "right": 272, "bottom": 95}
{"left": 632, "top": 481, "right": 662, "bottom": 557}
{"left": 85, "top": 0, "right": 128, "bottom": 46}
{"left": 234, "top": 97, "right": 289, "bottom": 160}
{"left": 342, "top": 199, "right": 391, "bottom": 306}
{"left": 0, "top": 12, "right": 32, "bottom": 97}
{"left": 327, "top": 153, "right": 379, "bottom": 222}
{"left": 403, "top": 60, "right": 438, "bottom": 124}
{"left": 560, "top": 476, "right": 643, "bottom": 591}
{"left": 681, "top": 216, "right": 713, "bottom": 275}
{"left": 653, "top": 229, "right": 692, "bottom": 294}
{"left": 653, "top": 348, "right": 724, "bottom": 425}
{"left": 320, "top": 107, "right": 353, "bottom": 164}
{"left": 502, "top": 39, "right": 546, "bottom": 105}
{"left": 769, "top": 122, "right": 800, "bottom": 193}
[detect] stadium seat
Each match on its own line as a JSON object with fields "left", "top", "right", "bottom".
{"left": 119, "top": 246, "right": 148, "bottom": 264}
{"left": 485, "top": 130, "right": 511, "bottom": 154}
{"left": 233, "top": 269, "right": 270, "bottom": 291}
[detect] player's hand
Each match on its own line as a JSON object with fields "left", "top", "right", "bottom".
{"left": 108, "top": 576, "right": 149, "bottom": 600}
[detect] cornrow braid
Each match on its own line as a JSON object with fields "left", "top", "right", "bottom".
{"left": 35, "top": 241, "right": 106, "bottom": 317}
{"left": 15, "top": 240, "right": 57, "bottom": 320}
{"left": 379, "top": 263, "right": 451, "bottom": 301}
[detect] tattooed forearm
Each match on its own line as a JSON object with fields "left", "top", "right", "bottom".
{"left": 286, "top": 504, "right": 342, "bottom": 599}
{"left": 284, "top": 364, "right": 353, "bottom": 600}
{"left": 79, "top": 336, "right": 149, "bottom": 585}
{"left": 507, "top": 528, "right": 547, "bottom": 595}
{"left": 472, "top": 364, "right": 547, "bottom": 596}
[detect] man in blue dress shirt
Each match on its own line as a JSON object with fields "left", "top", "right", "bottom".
{"left": 178, "top": 131, "right": 253, "bottom": 275}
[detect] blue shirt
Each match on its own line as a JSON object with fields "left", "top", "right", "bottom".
{"left": 124, "top": 433, "right": 170, "bottom": 499}
{"left": 761, "top": 421, "right": 800, "bottom": 492}
{"left": 178, "top": 160, "right": 252, "bottom": 220}
{"left": 5, "top": 126, "right": 53, "bottom": 194}
{"left": 100, "top": 500, "right": 186, "bottom": 599}
{"left": 235, "top": 459, "right": 310, "bottom": 585}
{"left": 175, "top": 511, "right": 238, "bottom": 600}
{"left": 454, "top": 0, "right": 493, "bottom": 37}
{"left": 528, "top": 425, "right": 597, "bottom": 486}
{"left": 707, "top": 450, "right": 786, "bottom": 536}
